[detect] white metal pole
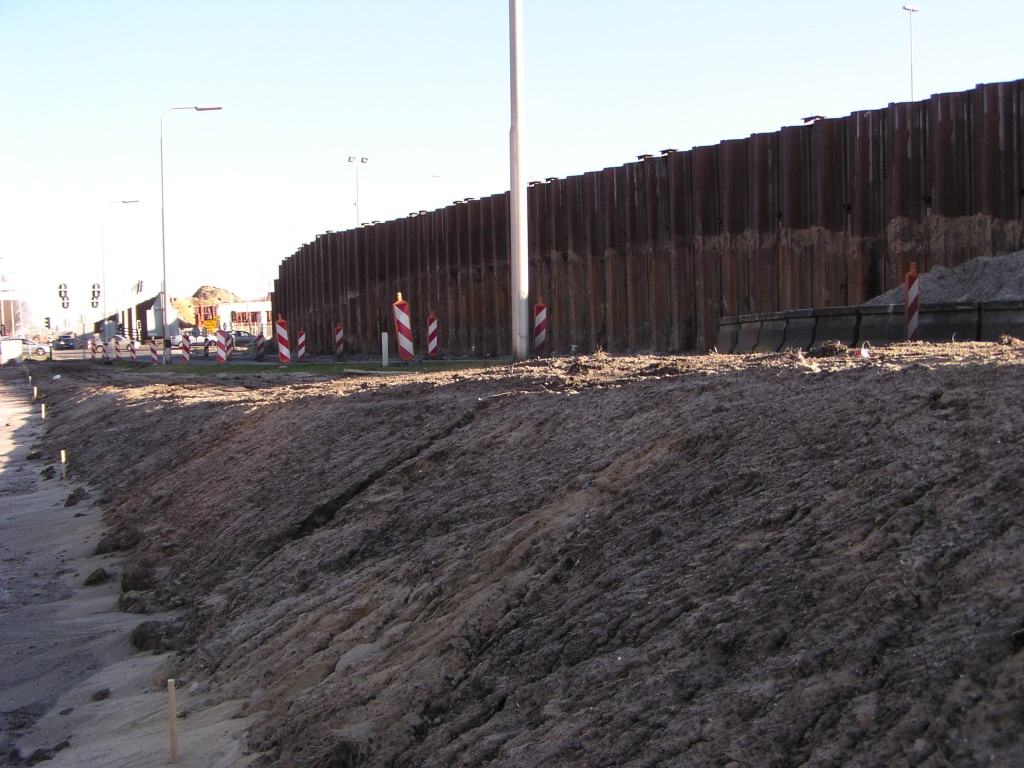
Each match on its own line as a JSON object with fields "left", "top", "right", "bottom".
{"left": 509, "top": 0, "right": 530, "bottom": 361}
{"left": 160, "top": 109, "right": 171, "bottom": 364}
{"left": 903, "top": 5, "right": 920, "bottom": 102}
{"left": 160, "top": 106, "right": 221, "bottom": 364}
{"left": 349, "top": 157, "right": 368, "bottom": 227}
{"left": 101, "top": 224, "right": 108, "bottom": 341}
{"left": 908, "top": 11, "right": 914, "bottom": 102}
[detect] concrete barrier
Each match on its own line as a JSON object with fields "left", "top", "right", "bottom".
{"left": 811, "top": 307, "right": 858, "bottom": 349}
{"left": 978, "top": 301, "right": 1024, "bottom": 341}
{"left": 715, "top": 319, "right": 739, "bottom": 354}
{"left": 718, "top": 300, "right": 1023, "bottom": 353}
{"left": 858, "top": 304, "right": 905, "bottom": 346}
{"left": 754, "top": 312, "right": 788, "bottom": 353}
{"left": 919, "top": 302, "right": 978, "bottom": 343}
{"left": 733, "top": 315, "right": 762, "bottom": 354}
{"left": 781, "top": 309, "right": 816, "bottom": 352}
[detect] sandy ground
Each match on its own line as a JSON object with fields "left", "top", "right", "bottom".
{"left": 6, "top": 340, "right": 1024, "bottom": 767}
{"left": 0, "top": 371, "right": 255, "bottom": 767}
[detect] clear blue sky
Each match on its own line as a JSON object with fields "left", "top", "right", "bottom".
{"left": 2, "top": 0, "right": 1022, "bottom": 330}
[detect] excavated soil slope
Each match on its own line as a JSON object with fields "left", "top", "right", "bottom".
{"left": 16, "top": 343, "right": 1024, "bottom": 767}
{"left": 865, "top": 250, "right": 1024, "bottom": 304}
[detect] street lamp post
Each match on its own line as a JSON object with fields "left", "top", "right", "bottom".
{"left": 348, "top": 156, "right": 368, "bottom": 227}
{"left": 101, "top": 200, "right": 139, "bottom": 342}
{"left": 509, "top": 0, "right": 530, "bottom": 360}
{"left": 160, "top": 105, "right": 222, "bottom": 363}
{"left": 902, "top": 5, "right": 920, "bottom": 102}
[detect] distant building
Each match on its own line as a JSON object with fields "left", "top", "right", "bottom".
{"left": 210, "top": 300, "right": 272, "bottom": 335}
{"left": 94, "top": 293, "right": 180, "bottom": 340}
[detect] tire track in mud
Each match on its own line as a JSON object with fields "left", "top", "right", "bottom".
{"left": 286, "top": 397, "right": 491, "bottom": 542}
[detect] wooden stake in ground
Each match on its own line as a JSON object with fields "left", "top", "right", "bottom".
{"left": 32, "top": 386, "right": 37, "bottom": 401}
{"left": 40, "top": 403, "right": 45, "bottom": 419}
{"left": 168, "top": 678, "right": 178, "bottom": 763}
{"left": 60, "top": 450, "right": 66, "bottom": 480}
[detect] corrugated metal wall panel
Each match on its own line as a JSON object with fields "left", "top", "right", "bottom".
{"left": 719, "top": 139, "right": 748, "bottom": 319}
{"left": 271, "top": 77, "right": 1024, "bottom": 357}
{"left": 747, "top": 132, "right": 779, "bottom": 316}
{"left": 649, "top": 154, "right": 673, "bottom": 350}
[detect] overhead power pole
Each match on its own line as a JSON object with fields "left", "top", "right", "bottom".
{"left": 509, "top": 0, "right": 530, "bottom": 360}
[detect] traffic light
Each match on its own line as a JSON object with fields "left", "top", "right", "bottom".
{"left": 57, "top": 283, "right": 69, "bottom": 310}
{"left": 116, "top": 323, "right": 125, "bottom": 337}
{"left": 45, "top": 317, "right": 51, "bottom": 330}
{"left": 90, "top": 283, "right": 101, "bottom": 309}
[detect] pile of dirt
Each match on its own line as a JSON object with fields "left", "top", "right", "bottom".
{"left": 865, "top": 251, "right": 1024, "bottom": 305}
{"left": 169, "top": 286, "right": 245, "bottom": 328}
{"left": 18, "top": 344, "right": 1024, "bottom": 767}
{"left": 169, "top": 297, "right": 197, "bottom": 326}
{"left": 192, "top": 285, "right": 244, "bottom": 305}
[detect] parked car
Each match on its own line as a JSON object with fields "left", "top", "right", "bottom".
{"left": 9, "top": 338, "right": 50, "bottom": 357}
{"left": 170, "top": 332, "right": 211, "bottom": 348}
{"left": 231, "top": 331, "right": 256, "bottom": 345}
{"left": 55, "top": 333, "right": 77, "bottom": 350}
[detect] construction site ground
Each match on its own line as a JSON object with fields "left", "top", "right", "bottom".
{"left": 2, "top": 341, "right": 1024, "bottom": 768}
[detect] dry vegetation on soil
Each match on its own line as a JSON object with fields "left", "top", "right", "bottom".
{"left": 15, "top": 341, "right": 1024, "bottom": 767}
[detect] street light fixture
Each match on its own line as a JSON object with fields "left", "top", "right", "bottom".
{"left": 348, "top": 156, "right": 368, "bottom": 227}
{"left": 160, "top": 105, "right": 222, "bottom": 363}
{"left": 902, "top": 5, "right": 921, "bottom": 102}
{"left": 101, "top": 199, "right": 139, "bottom": 342}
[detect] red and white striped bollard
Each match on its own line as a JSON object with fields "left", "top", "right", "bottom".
{"left": 129, "top": 341, "right": 137, "bottom": 362}
{"left": 149, "top": 340, "right": 158, "bottom": 364}
{"left": 534, "top": 297, "right": 548, "bottom": 356}
{"left": 334, "top": 324, "right": 345, "bottom": 359}
{"left": 296, "top": 328, "right": 307, "bottom": 361}
{"left": 905, "top": 262, "right": 920, "bottom": 342}
{"left": 275, "top": 316, "right": 290, "bottom": 363}
{"left": 217, "top": 330, "right": 227, "bottom": 364}
{"left": 427, "top": 311, "right": 438, "bottom": 356}
{"left": 393, "top": 293, "right": 414, "bottom": 361}
{"left": 114, "top": 339, "right": 122, "bottom": 361}
{"left": 181, "top": 336, "right": 191, "bottom": 364}
{"left": 255, "top": 333, "right": 266, "bottom": 361}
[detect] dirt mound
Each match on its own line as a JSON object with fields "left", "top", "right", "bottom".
{"left": 865, "top": 251, "right": 1024, "bottom": 305}
{"left": 22, "top": 345, "right": 1024, "bottom": 767}
{"left": 192, "top": 285, "right": 244, "bottom": 305}
{"left": 170, "top": 297, "right": 197, "bottom": 326}
{"left": 170, "top": 286, "right": 245, "bottom": 327}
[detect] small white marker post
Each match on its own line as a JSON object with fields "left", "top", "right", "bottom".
{"left": 60, "top": 450, "right": 66, "bottom": 480}
{"left": 381, "top": 332, "right": 389, "bottom": 368}
{"left": 40, "top": 403, "right": 45, "bottom": 419}
{"left": 168, "top": 678, "right": 179, "bottom": 763}
{"left": 32, "top": 386, "right": 37, "bottom": 401}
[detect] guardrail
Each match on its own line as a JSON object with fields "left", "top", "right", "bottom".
{"left": 716, "top": 301, "right": 1024, "bottom": 353}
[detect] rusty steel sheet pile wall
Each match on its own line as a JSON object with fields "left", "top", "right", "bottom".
{"left": 271, "top": 78, "right": 1024, "bottom": 356}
